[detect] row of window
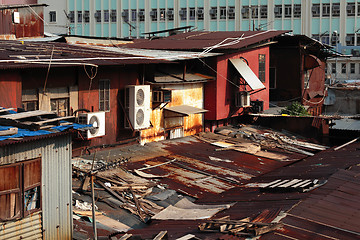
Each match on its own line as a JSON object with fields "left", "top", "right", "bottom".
{"left": 63, "top": 2, "right": 360, "bottom": 24}
{"left": 327, "top": 62, "right": 360, "bottom": 74}
{"left": 313, "top": 33, "right": 360, "bottom": 46}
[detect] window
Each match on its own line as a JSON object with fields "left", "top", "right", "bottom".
{"left": 258, "top": 54, "right": 266, "bottom": 82}
{"left": 180, "top": 8, "right": 187, "bottom": 20}
{"left": 131, "top": 9, "right": 137, "bottom": 22}
{"left": 51, "top": 98, "right": 69, "bottom": 117}
{"left": 284, "top": 5, "right": 292, "bottom": 18}
{"left": 22, "top": 89, "right": 38, "bottom": 111}
{"left": 331, "top": 63, "right": 336, "bottom": 74}
{"left": 312, "top": 34, "right": 320, "bottom": 41}
{"left": 320, "top": 34, "right": 329, "bottom": 44}
{"left": 49, "top": 11, "right": 56, "bottom": 23}
{"left": 228, "top": 6, "right": 235, "bottom": 19}
{"left": 220, "top": 7, "right": 227, "bottom": 19}
{"left": 274, "top": 5, "right": 282, "bottom": 18}
{"left": 139, "top": 9, "right": 145, "bottom": 21}
{"left": 304, "top": 71, "right": 310, "bottom": 89}
{"left": 95, "top": 10, "right": 101, "bottom": 22}
{"left": 331, "top": 32, "right": 338, "bottom": 46}
{"left": 332, "top": 3, "right": 340, "bottom": 17}
{"left": 312, "top": 4, "right": 320, "bottom": 17}
{"left": 346, "top": 34, "right": 355, "bottom": 46}
{"left": 84, "top": 11, "right": 90, "bottom": 23}
{"left": 150, "top": 9, "right": 157, "bottom": 21}
{"left": 293, "top": 4, "right": 301, "bottom": 18}
{"left": 351, "top": 63, "right": 355, "bottom": 73}
{"left": 260, "top": 5, "right": 267, "bottom": 18}
{"left": 99, "top": 79, "right": 110, "bottom": 111}
{"left": 103, "top": 10, "right": 109, "bottom": 22}
{"left": 242, "top": 7, "right": 250, "bottom": 19}
{"left": 77, "top": 11, "right": 82, "bottom": 23}
{"left": 189, "top": 7, "right": 195, "bottom": 20}
{"left": 167, "top": 8, "right": 174, "bottom": 21}
{"left": 341, "top": 63, "right": 347, "bottom": 74}
{"left": 0, "top": 159, "right": 41, "bottom": 221}
{"left": 153, "top": 90, "right": 171, "bottom": 103}
{"left": 197, "top": 7, "right": 204, "bottom": 20}
{"left": 110, "top": 10, "right": 116, "bottom": 22}
{"left": 251, "top": 6, "right": 258, "bottom": 18}
{"left": 357, "top": 34, "right": 360, "bottom": 46}
{"left": 210, "top": 7, "right": 217, "bottom": 19}
{"left": 347, "top": 3, "right": 356, "bottom": 16}
{"left": 322, "top": 3, "right": 330, "bottom": 17}
{"left": 69, "top": 11, "right": 75, "bottom": 23}
{"left": 159, "top": 8, "right": 166, "bottom": 21}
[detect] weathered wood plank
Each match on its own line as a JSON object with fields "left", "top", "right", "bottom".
{"left": 0, "top": 127, "right": 18, "bottom": 136}
{"left": 35, "top": 116, "right": 75, "bottom": 125}
{"left": 0, "top": 110, "right": 55, "bottom": 120}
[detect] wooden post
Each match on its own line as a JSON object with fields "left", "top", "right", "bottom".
{"left": 91, "top": 174, "right": 97, "bottom": 240}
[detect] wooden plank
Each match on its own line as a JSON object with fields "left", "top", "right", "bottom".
{"left": 82, "top": 176, "right": 91, "bottom": 191}
{"left": 137, "top": 158, "right": 177, "bottom": 171}
{"left": 0, "top": 110, "right": 55, "bottom": 120}
{"left": 0, "top": 127, "right": 18, "bottom": 136}
{"left": 334, "top": 137, "right": 360, "bottom": 151}
{"left": 97, "top": 180, "right": 126, "bottom": 203}
{"left": 153, "top": 231, "right": 167, "bottom": 240}
{"left": 35, "top": 116, "right": 75, "bottom": 125}
{"left": 0, "top": 108, "right": 15, "bottom": 113}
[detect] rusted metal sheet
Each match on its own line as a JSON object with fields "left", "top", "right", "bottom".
{"left": 0, "top": 5, "right": 45, "bottom": 39}
{"left": 0, "top": 134, "right": 73, "bottom": 240}
{"left": 127, "top": 30, "right": 289, "bottom": 50}
{"left": 0, "top": 212, "right": 43, "bottom": 240}
{"left": 141, "top": 83, "right": 205, "bottom": 144}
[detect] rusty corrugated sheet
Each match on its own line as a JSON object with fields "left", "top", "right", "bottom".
{"left": 126, "top": 30, "right": 289, "bottom": 51}
{"left": 0, "top": 212, "right": 42, "bottom": 239}
{"left": 0, "top": 134, "right": 73, "bottom": 240}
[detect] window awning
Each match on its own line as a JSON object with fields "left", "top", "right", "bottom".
{"left": 229, "top": 59, "right": 265, "bottom": 91}
{"left": 164, "top": 105, "right": 208, "bottom": 116}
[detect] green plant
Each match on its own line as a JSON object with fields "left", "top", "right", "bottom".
{"left": 279, "top": 102, "right": 310, "bottom": 116}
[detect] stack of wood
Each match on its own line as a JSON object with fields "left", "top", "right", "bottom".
{"left": 199, "top": 216, "right": 283, "bottom": 237}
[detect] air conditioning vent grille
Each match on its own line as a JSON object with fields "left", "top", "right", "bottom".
{"left": 136, "top": 109, "right": 144, "bottom": 125}
{"left": 136, "top": 88, "right": 145, "bottom": 106}
{"left": 89, "top": 115, "right": 99, "bottom": 135}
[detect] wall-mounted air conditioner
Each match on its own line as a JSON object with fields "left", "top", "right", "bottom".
{"left": 235, "top": 92, "right": 251, "bottom": 107}
{"left": 125, "top": 85, "right": 151, "bottom": 130}
{"left": 78, "top": 111, "right": 106, "bottom": 139}
{"left": 209, "top": 9, "right": 217, "bottom": 15}
{"left": 197, "top": 9, "right": 204, "bottom": 15}
{"left": 228, "top": 8, "right": 235, "bottom": 14}
{"left": 167, "top": 10, "right": 174, "bottom": 16}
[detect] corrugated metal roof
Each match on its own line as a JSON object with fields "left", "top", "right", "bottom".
{"left": 164, "top": 105, "right": 208, "bottom": 116}
{"left": 332, "top": 118, "right": 360, "bottom": 131}
{"left": 0, "top": 40, "right": 167, "bottom": 70}
{"left": 125, "top": 30, "right": 289, "bottom": 51}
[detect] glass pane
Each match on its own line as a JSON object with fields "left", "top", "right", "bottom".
{"left": 24, "top": 186, "right": 40, "bottom": 212}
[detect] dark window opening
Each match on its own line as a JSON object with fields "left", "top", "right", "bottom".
{"left": 160, "top": 8, "right": 166, "bottom": 21}
{"left": 274, "top": 5, "right": 282, "bottom": 18}
{"left": 49, "top": 11, "right": 56, "bottom": 22}
{"left": 180, "top": 8, "right": 187, "bottom": 20}
{"left": 312, "top": 4, "right": 320, "bottom": 17}
{"left": 332, "top": 3, "right": 340, "bottom": 17}
{"left": 84, "top": 11, "right": 90, "bottom": 23}
{"left": 210, "top": 7, "right": 217, "bottom": 19}
{"left": 322, "top": 3, "right": 330, "bottom": 17}
{"left": 69, "top": 11, "right": 75, "bottom": 23}
{"left": 341, "top": 63, "right": 346, "bottom": 74}
{"left": 259, "top": 54, "right": 266, "bottom": 82}
{"left": 197, "top": 7, "right": 204, "bottom": 20}
{"left": 228, "top": 6, "right": 235, "bottom": 19}
{"left": 103, "top": 10, "right": 109, "bottom": 22}
{"left": 284, "top": 5, "right": 292, "bottom": 18}
{"left": 293, "top": 4, "right": 301, "bottom": 18}
{"left": 220, "top": 7, "right": 227, "bottom": 19}
{"left": 99, "top": 79, "right": 110, "bottom": 111}
{"left": 260, "top": 5, "right": 267, "bottom": 18}
{"left": 189, "top": 8, "right": 195, "bottom": 20}
{"left": 110, "top": 10, "right": 116, "bottom": 22}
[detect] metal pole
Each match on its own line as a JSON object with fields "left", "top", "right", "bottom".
{"left": 90, "top": 174, "right": 97, "bottom": 240}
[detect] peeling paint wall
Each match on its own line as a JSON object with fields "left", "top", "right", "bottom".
{"left": 140, "top": 83, "right": 204, "bottom": 144}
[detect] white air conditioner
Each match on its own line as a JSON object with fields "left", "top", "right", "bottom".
{"left": 125, "top": 85, "right": 151, "bottom": 130}
{"left": 235, "top": 92, "right": 251, "bottom": 107}
{"left": 78, "top": 112, "right": 106, "bottom": 139}
{"left": 197, "top": 9, "right": 204, "bottom": 15}
{"left": 228, "top": 8, "right": 235, "bottom": 14}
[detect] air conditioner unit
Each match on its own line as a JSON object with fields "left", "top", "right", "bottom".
{"left": 179, "top": 10, "right": 186, "bottom": 16}
{"left": 235, "top": 92, "right": 251, "bottom": 107}
{"left": 122, "top": 11, "right": 128, "bottom": 17}
{"left": 78, "top": 112, "right": 106, "bottom": 139}
{"left": 241, "top": 8, "right": 248, "bottom": 14}
{"left": 167, "top": 10, "right": 174, "bottom": 16}
{"left": 209, "top": 9, "right": 217, "bottom": 15}
{"left": 125, "top": 85, "right": 151, "bottom": 130}
{"left": 138, "top": 11, "right": 145, "bottom": 16}
{"left": 228, "top": 8, "right": 235, "bottom": 14}
{"left": 352, "top": 49, "right": 360, "bottom": 57}
{"left": 150, "top": 11, "right": 157, "bottom": 17}
{"left": 197, "top": 9, "right": 204, "bottom": 15}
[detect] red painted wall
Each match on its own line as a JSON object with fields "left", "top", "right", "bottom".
{"left": 78, "top": 65, "right": 139, "bottom": 146}
{"left": 0, "top": 71, "right": 22, "bottom": 108}
{"left": 205, "top": 46, "right": 270, "bottom": 121}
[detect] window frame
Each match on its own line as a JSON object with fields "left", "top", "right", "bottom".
{"left": 260, "top": 5, "right": 267, "bottom": 18}
{"left": 293, "top": 4, "right": 301, "bottom": 18}
{"left": 189, "top": 7, "right": 196, "bottom": 20}
{"left": 312, "top": 4, "right": 320, "bottom": 17}
{"left": 332, "top": 3, "right": 340, "bottom": 17}
{"left": 347, "top": 2, "right": 356, "bottom": 16}
{"left": 77, "top": 11, "right": 83, "bottom": 23}
{"left": 220, "top": 6, "right": 227, "bottom": 19}
{"left": 341, "top": 63, "right": 347, "bottom": 74}
{"left": 49, "top": 11, "right": 56, "bottom": 23}
{"left": 274, "top": 5, "right": 282, "bottom": 18}
{"left": 0, "top": 158, "right": 41, "bottom": 222}
{"left": 99, "top": 79, "right": 110, "bottom": 112}
{"left": 50, "top": 97, "right": 69, "bottom": 117}
{"left": 159, "top": 8, "right": 166, "bottom": 21}
{"left": 210, "top": 7, "right": 217, "bottom": 20}
{"left": 322, "top": 3, "right": 330, "bottom": 17}
{"left": 350, "top": 63, "right": 355, "bottom": 74}
{"left": 103, "top": 10, "right": 109, "bottom": 22}
{"left": 258, "top": 54, "right": 266, "bottom": 83}
{"left": 284, "top": 5, "right": 292, "bottom": 18}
